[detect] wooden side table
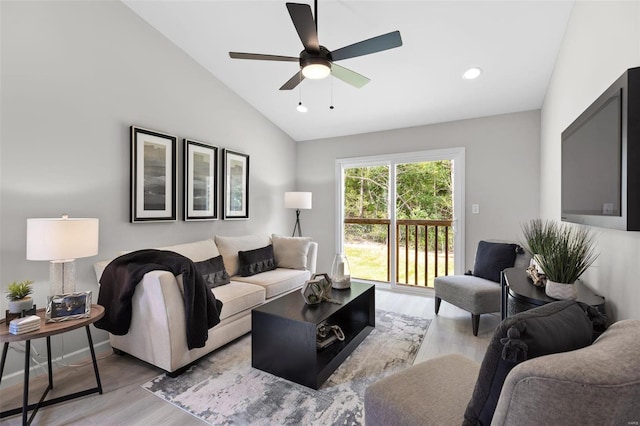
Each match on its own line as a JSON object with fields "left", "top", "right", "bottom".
{"left": 0, "top": 304, "right": 105, "bottom": 426}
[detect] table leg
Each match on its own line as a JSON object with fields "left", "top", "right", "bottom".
{"left": 0, "top": 342, "right": 9, "bottom": 385}
{"left": 500, "top": 271, "right": 507, "bottom": 320}
{"left": 23, "top": 340, "right": 30, "bottom": 426}
{"left": 46, "top": 336, "right": 53, "bottom": 389}
{"left": 85, "top": 326, "right": 103, "bottom": 393}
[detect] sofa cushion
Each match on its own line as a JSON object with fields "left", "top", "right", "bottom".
{"left": 215, "top": 234, "right": 271, "bottom": 276}
{"left": 238, "top": 245, "right": 277, "bottom": 277}
{"left": 463, "top": 300, "right": 593, "bottom": 426}
{"left": 271, "top": 234, "right": 312, "bottom": 270}
{"left": 233, "top": 268, "right": 311, "bottom": 299}
{"left": 213, "top": 281, "right": 265, "bottom": 320}
{"left": 194, "top": 255, "right": 230, "bottom": 288}
{"left": 156, "top": 238, "right": 220, "bottom": 262}
{"left": 473, "top": 241, "right": 518, "bottom": 283}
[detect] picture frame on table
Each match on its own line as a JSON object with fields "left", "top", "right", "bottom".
{"left": 222, "top": 149, "right": 250, "bottom": 220}
{"left": 46, "top": 291, "right": 92, "bottom": 323}
{"left": 130, "top": 126, "right": 177, "bottom": 223}
{"left": 184, "top": 139, "right": 218, "bottom": 221}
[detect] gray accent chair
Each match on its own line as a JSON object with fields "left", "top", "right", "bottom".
{"left": 364, "top": 319, "right": 640, "bottom": 425}
{"left": 434, "top": 243, "right": 529, "bottom": 335}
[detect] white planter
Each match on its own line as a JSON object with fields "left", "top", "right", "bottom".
{"left": 8, "top": 296, "right": 33, "bottom": 314}
{"left": 545, "top": 280, "right": 577, "bottom": 300}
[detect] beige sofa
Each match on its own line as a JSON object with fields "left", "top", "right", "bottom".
{"left": 94, "top": 234, "right": 317, "bottom": 375}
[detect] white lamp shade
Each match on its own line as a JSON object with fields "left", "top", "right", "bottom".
{"left": 27, "top": 217, "right": 99, "bottom": 261}
{"left": 284, "top": 192, "right": 312, "bottom": 210}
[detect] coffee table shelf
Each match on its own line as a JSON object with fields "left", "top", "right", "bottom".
{"left": 251, "top": 282, "right": 375, "bottom": 389}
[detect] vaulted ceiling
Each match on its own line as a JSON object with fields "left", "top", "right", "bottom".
{"left": 123, "top": 0, "right": 574, "bottom": 141}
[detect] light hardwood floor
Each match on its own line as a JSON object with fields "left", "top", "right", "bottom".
{"left": 0, "top": 287, "right": 499, "bottom": 425}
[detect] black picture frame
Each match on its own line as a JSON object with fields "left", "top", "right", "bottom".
{"left": 222, "top": 149, "right": 250, "bottom": 219}
{"left": 184, "top": 139, "right": 218, "bottom": 221}
{"left": 130, "top": 126, "right": 177, "bottom": 222}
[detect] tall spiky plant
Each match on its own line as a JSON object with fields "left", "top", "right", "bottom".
{"left": 521, "top": 219, "right": 559, "bottom": 255}
{"left": 536, "top": 223, "right": 598, "bottom": 284}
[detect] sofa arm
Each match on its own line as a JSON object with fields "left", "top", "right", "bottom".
{"left": 306, "top": 241, "right": 318, "bottom": 274}
{"left": 108, "top": 270, "right": 191, "bottom": 372}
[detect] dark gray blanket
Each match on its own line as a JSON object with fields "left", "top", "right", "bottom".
{"left": 95, "top": 249, "right": 223, "bottom": 349}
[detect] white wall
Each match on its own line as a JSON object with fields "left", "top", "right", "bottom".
{"left": 296, "top": 110, "right": 541, "bottom": 274}
{"left": 540, "top": 1, "right": 640, "bottom": 321}
{"left": 0, "top": 0, "right": 296, "bottom": 381}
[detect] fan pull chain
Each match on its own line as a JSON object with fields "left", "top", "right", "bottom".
{"left": 330, "top": 72, "right": 335, "bottom": 110}
{"left": 297, "top": 72, "right": 307, "bottom": 112}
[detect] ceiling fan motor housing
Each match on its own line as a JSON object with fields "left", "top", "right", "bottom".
{"left": 300, "top": 46, "right": 332, "bottom": 73}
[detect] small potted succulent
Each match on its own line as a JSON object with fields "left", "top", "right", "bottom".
{"left": 6, "top": 280, "right": 34, "bottom": 314}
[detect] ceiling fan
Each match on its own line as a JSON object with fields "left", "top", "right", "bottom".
{"left": 229, "top": 1, "right": 403, "bottom": 90}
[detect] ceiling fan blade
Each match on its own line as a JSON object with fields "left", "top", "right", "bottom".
{"left": 229, "top": 52, "right": 299, "bottom": 62}
{"left": 286, "top": 3, "right": 320, "bottom": 52}
{"left": 279, "top": 70, "right": 305, "bottom": 90}
{"left": 331, "top": 63, "right": 370, "bottom": 88}
{"left": 331, "top": 30, "right": 403, "bottom": 61}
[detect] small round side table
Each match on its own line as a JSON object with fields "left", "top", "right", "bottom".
{"left": 0, "top": 304, "right": 105, "bottom": 426}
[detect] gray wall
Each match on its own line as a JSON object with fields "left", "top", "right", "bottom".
{"left": 1, "top": 0, "right": 296, "bottom": 381}
{"left": 540, "top": 0, "right": 640, "bottom": 321}
{"left": 296, "top": 110, "right": 541, "bottom": 274}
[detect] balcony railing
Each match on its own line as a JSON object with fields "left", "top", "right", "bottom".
{"left": 344, "top": 218, "right": 454, "bottom": 287}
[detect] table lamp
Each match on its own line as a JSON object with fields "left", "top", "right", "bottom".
{"left": 26, "top": 215, "right": 99, "bottom": 294}
{"left": 284, "top": 192, "right": 312, "bottom": 237}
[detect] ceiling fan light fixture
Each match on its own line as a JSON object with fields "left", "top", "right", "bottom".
{"left": 462, "top": 67, "right": 482, "bottom": 80}
{"left": 301, "top": 57, "right": 331, "bottom": 80}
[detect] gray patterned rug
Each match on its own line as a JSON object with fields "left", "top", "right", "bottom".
{"left": 141, "top": 309, "right": 430, "bottom": 425}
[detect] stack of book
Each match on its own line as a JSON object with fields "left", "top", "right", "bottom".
{"left": 9, "top": 315, "right": 41, "bottom": 335}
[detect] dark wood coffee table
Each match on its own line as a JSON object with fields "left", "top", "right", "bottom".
{"left": 251, "top": 281, "right": 375, "bottom": 389}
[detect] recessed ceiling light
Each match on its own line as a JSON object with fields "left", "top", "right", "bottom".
{"left": 463, "top": 67, "right": 482, "bottom": 80}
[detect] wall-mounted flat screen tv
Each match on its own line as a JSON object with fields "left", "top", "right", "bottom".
{"left": 561, "top": 67, "right": 640, "bottom": 231}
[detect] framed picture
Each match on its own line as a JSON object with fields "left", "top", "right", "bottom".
{"left": 222, "top": 149, "right": 250, "bottom": 219}
{"left": 184, "top": 139, "right": 218, "bottom": 221}
{"left": 130, "top": 126, "right": 177, "bottom": 222}
{"left": 46, "top": 291, "right": 92, "bottom": 323}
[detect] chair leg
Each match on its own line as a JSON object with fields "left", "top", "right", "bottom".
{"left": 471, "top": 314, "right": 480, "bottom": 336}
{"left": 435, "top": 297, "right": 441, "bottom": 314}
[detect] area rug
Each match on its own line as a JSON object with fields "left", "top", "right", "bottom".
{"left": 142, "top": 309, "right": 430, "bottom": 425}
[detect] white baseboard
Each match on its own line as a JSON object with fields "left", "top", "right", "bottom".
{"left": 0, "top": 340, "right": 112, "bottom": 390}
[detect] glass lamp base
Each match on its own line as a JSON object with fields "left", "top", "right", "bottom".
{"left": 49, "top": 260, "right": 76, "bottom": 294}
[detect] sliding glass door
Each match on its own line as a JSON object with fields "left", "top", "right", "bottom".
{"left": 336, "top": 148, "right": 465, "bottom": 289}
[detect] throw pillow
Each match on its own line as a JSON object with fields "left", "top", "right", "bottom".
{"left": 215, "top": 234, "right": 271, "bottom": 276}
{"left": 194, "top": 255, "right": 230, "bottom": 289}
{"left": 271, "top": 234, "right": 311, "bottom": 270}
{"left": 155, "top": 239, "right": 220, "bottom": 262}
{"left": 472, "top": 241, "right": 518, "bottom": 283}
{"left": 463, "top": 300, "right": 594, "bottom": 426}
{"left": 238, "top": 244, "right": 276, "bottom": 277}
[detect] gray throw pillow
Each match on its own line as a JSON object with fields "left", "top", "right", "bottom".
{"left": 463, "top": 300, "right": 594, "bottom": 426}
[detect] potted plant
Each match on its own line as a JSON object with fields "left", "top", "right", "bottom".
{"left": 521, "top": 219, "right": 559, "bottom": 273}
{"left": 6, "top": 280, "right": 34, "bottom": 314}
{"left": 535, "top": 223, "right": 598, "bottom": 300}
